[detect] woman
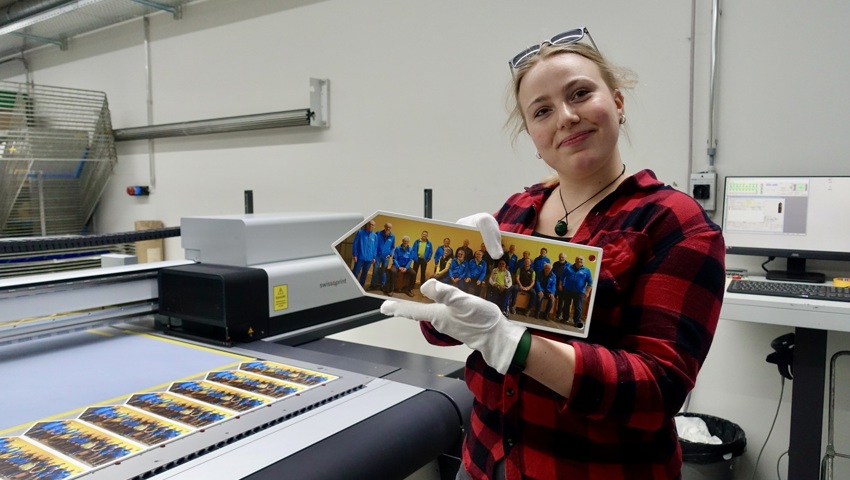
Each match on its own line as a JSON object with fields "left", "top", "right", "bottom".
{"left": 382, "top": 27, "right": 725, "bottom": 480}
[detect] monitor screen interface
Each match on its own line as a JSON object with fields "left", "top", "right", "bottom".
{"left": 722, "top": 176, "right": 850, "bottom": 282}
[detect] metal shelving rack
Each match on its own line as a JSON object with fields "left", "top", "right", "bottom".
{"left": 0, "top": 81, "right": 117, "bottom": 238}
{"left": 0, "top": 0, "right": 193, "bottom": 61}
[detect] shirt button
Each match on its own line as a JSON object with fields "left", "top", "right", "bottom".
{"left": 506, "top": 438, "right": 514, "bottom": 447}
{"left": 506, "top": 388, "right": 515, "bottom": 396}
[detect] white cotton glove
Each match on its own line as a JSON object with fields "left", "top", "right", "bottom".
{"left": 381, "top": 279, "right": 526, "bottom": 374}
{"left": 456, "top": 213, "right": 503, "bottom": 259}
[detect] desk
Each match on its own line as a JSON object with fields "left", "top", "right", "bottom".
{"left": 721, "top": 281, "right": 850, "bottom": 480}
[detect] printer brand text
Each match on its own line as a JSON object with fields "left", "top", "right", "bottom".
{"left": 320, "top": 278, "right": 347, "bottom": 288}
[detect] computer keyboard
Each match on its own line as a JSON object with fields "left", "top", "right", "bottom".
{"left": 727, "top": 279, "right": 850, "bottom": 302}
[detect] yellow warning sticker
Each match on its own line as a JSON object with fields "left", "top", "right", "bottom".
{"left": 273, "top": 285, "right": 288, "bottom": 311}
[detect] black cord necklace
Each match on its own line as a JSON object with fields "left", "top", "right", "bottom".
{"left": 554, "top": 164, "right": 626, "bottom": 236}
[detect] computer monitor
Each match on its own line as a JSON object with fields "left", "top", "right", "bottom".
{"left": 722, "top": 176, "right": 850, "bottom": 283}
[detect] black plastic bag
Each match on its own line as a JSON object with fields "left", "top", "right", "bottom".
{"left": 676, "top": 413, "right": 747, "bottom": 464}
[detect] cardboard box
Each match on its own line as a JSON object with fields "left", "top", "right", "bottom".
{"left": 135, "top": 220, "right": 164, "bottom": 263}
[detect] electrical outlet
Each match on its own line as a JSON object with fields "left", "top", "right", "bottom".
{"left": 689, "top": 172, "right": 717, "bottom": 212}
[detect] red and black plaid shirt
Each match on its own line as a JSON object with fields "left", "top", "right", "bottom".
{"left": 421, "top": 170, "right": 725, "bottom": 479}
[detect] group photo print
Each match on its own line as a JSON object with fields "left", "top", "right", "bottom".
{"left": 333, "top": 212, "right": 602, "bottom": 337}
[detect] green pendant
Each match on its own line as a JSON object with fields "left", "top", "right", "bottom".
{"left": 554, "top": 220, "right": 568, "bottom": 236}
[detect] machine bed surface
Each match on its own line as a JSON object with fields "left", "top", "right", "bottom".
{"left": 0, "top": 325, "right": 253, "bottom": 434}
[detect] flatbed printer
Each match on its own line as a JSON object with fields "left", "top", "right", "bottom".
{"left": 0, "top": 213, "right": 471, "bottom": 480}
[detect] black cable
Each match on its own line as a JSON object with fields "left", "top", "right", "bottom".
{"left": 751, "top": 376, "right": 786, "bottom": 480}
{"left": 777, "top": 450, "right": 788, "bottom": 480}
{"left": 761, "top": 256, "right": 776, "bottom": 274}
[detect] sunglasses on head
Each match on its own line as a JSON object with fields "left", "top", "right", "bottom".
{"left": 508, "top": 27, "right": 597, "bottom": 70}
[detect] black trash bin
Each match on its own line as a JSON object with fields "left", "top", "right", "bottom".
{"left": 676, "top": 413, "right": 747, "bottom": 480}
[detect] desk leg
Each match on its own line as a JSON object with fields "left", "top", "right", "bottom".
{"left": 788, "top": 327, "right": 827, "bottom": 480}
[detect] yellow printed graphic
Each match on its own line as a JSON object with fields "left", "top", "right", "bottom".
{"left": 273, "top": 285, "right": 288, "bottom": 311}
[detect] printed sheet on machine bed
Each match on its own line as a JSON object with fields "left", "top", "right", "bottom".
{"left": 0, "top": 326, "right": 253, "bottom": 434}
{"left": 0, "top": 326, "right": 342, "bottom": 479}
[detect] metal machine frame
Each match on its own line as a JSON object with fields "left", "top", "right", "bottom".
{"left": 0, "top": 213, "right": 472, "bottom": 480}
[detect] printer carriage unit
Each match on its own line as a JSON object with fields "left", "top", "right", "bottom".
{"left": 158, "top": 263, "right": 269, "bottom": 342}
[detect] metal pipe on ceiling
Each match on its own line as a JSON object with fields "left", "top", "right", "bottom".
{"left": 0, "top": 0, "right": 74, "bottom": 26}
{"left": 143, "top": 15, "right": 155, "bottom": 187}
{"left": 707, "top": 0, "right": 720, "bottom": 165}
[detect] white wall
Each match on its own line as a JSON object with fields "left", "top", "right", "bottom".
{"left": 687, "top": 2, "right": 850, "bottom": 479}
{"left": 3, "top": 1, "right": 850, "bottom": 479}
{"left": 1, "top": 0, "right": 693, "bottom": 235}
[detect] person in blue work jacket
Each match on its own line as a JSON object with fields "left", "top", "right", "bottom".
{"left": 552, "top": 253, "right": 571, "bottom": 319}
{"left": 385, "top": 235, "right": 416, "bottom": 297}
{"left": 532, "top": 262, "right": 558, "bottom": 320}
{"left": 532, "top": 247, "right": 551, "bottom": 275}
{"left": 465, "top": 250, "right": 489, "bottom": 297}
{"left": 369, "top": 222, "right": 395, "bottom": 291}
{"left": 515, "top": 250, "right": 531, "bottom": 275}
{"left": 434, "top": 238, "right": 453, "bottom": 272}
{"left": 440, "top": 248, "right": 468, "bottom": 290}
{"left": 351, "top": 221, "right": 377, "bottom": 286}
{"left": 561, "top": 255, "right": 594, "bottom": 328}
{"left": 502, "top": 244, "right": 518, "bottom": 274}
{"left": 411, "top": 230, "right": 433, "bottom": 287}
